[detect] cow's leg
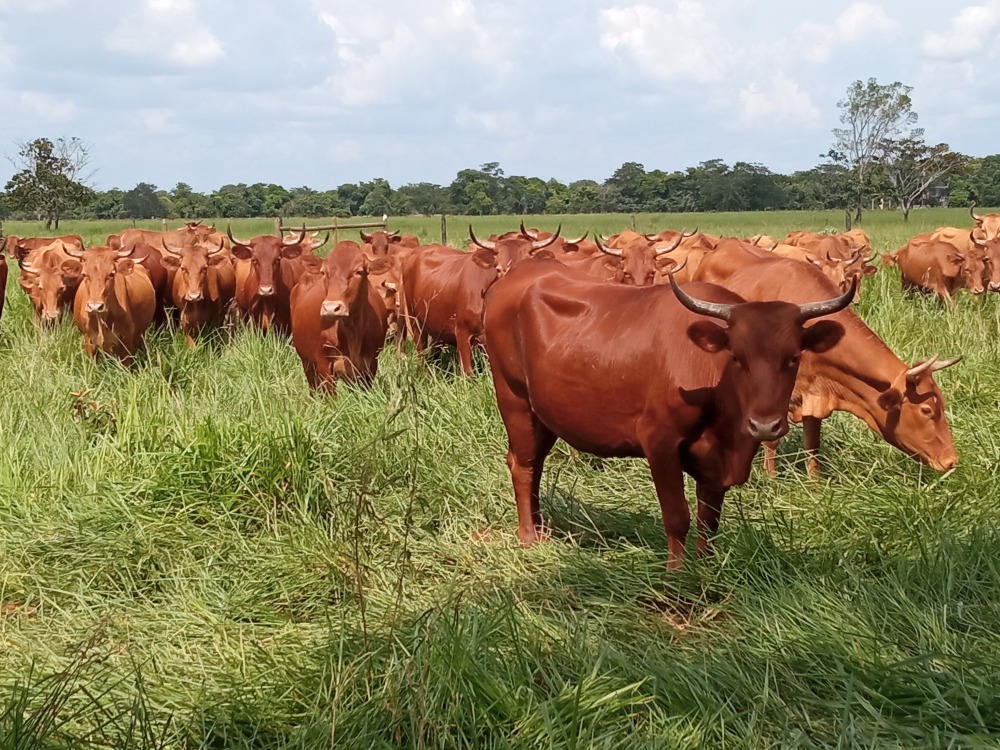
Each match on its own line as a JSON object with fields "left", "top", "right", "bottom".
{"left": 762, "top": 440, "right": 778, "bottom": 477}
{"left": 315, "top": 356, "right": 337, "bottom": 395}
{"left": 495, "top": 387, "right": 557, "bottom": 545}
{"left": 803, "top": 416, "right": 822, "bottom": 478}
{"left": 695, "top": 483, "right": 726, "bottom": 557}
{"left": 299, "top": 357, "right": 320, "bottom": 390}
{"left": 456, "top": 331, "right": 475, "bottom": 376}
{"left": 647, "top": 451, "right": 689, "bottom": 569}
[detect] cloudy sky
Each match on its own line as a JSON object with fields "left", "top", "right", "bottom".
{"left": 0, "top": 0, "right": 996, "bottom": 192}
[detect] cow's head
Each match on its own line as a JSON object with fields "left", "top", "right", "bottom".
{"left": 672, "top": 275, "right": 853, "bottom": 441}
{"left": 470, "top": 224, "right": 559, "bottom": 276}
{"left": 21, "top": 249, "right": 83, "bottom": 325}
{"left": 971, "top": 203, "right": 1000, "bottom": 242}
{"left": 161, "top": 239, "right": 228, "bottom": 302}
{"left": 972, "top": 234, "right": 1000, "bottom": 292}
{"left": 317, "top": 241, "right": 392, "bottom": 321}
{"left": 229, "top": 226, "right": 305, "bottom": 298}
{"left": 959, "top": 245, "right": 987, "bottom": 294}
{"left": 68, "top": 245, "right": 144, "bottom": 318}
{"left": 596, "top": 233, "right": 682, "bottom": 286}
{"left": 875, "top": 355, "right": 960, "bottom": 471}
{"left": 360, "top": 229, "right": 401, "bottom": 256}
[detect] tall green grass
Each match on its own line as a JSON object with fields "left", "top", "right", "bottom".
{"left": 1, "top": 210, "right": 999, "bottom": 748}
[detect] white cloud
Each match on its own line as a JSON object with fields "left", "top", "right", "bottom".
{"left": 739, "top": 72, "right": 820, "bottom": 126}
{"left": 104, "top": 0, "right": 223, "bottom": 68}
{"left": 17, "top": 91, "right": 76, "bottom": 121}
{"left": 598, "top": 2, "right": 727, "bottom": 83}
{"left": 922, "top": 2, "right": 1000, "bottom": 60}
{"left": 311, "top": 0, "right": 505, "bottom": 107}
{"left": 795, "top": 3, "right": 895, "bottom": 63}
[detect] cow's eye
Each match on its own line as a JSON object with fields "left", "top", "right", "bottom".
{"left": 919, "top": 404, "right": 934, "bottom": 418}
{"left": 787, "top": 354, "right": 800, "bottom": 368}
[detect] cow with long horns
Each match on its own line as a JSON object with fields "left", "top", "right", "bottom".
{"left": 484, "top": 256, "right": 853, "bottom": 568}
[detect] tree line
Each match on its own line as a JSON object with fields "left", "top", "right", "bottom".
{"left": 3, "top": 80, "right": 996, "bottom": 228}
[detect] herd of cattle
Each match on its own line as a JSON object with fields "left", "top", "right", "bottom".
{"left": 0, "top": 205, "right": 994, "bottom": 567}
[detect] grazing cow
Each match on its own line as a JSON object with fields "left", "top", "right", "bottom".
{"left": 230, "top": 227, "right": 320, "bottom": 334}
{"left": 691, "top": 241, "right": 959, "bottom": 476}
{"left": 484, "top": 257, "right": 852, "bottom": 568}
{"left": 290, "top": 241, "right": 393, "bottom": 393}
{"left": 159, "top": 240, "right": 236, "bottom": 345}
{"left": 67, "top": 245, "right": 156, "bottom": 364}
{"left": 4, "top": 234, "right": 84, "bottom": 262}
{"left": 769, "top": 241, "right": 875, "bottom": 295}
{"left": 17, "top": 242, "right": 83, "bottom": 325}
{"left": 886, "top": 235, "right": 986, "bottom": 304}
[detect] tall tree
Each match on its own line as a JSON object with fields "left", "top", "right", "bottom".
{"left": 4, "top": 136, "right": 93, "bottom": 229}
{"left": 123, "top": 182, "right": 167, "bottom": 219}
{"left": 831, "top": 78, "right": 918, "bottom": 222}
{"left": 880, "top": 137, "right": 967, "bottom": 221}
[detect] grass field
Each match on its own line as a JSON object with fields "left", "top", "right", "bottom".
{"left": 1, "top": 209, "right": 999, "bottom": 749}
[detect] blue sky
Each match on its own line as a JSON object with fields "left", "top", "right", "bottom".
{"left": 1, "top": 0, "right": 997, "bottom": 192}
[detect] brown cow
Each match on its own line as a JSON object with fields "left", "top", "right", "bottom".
{"left": 117, "top": 221, "right": 225, "bottom": 252}
{"left": 887, "top": 235, "right": 986, "bottom": 304}
{"left": 5, "top": 234, "right": 84, "bottom": 262}
{"left": 159, "top": 239, "right": 236, "bottom": 345}
{"left": 17, "top": 242, "right": 83, "bottom": 325}
{"left": 592, "top": 233, "right": 682, "bottom": 285}
{"left": 67, "top": 245, "right": 156, "bottom": 364}
{"left": 483, "top": 257, "right": 852, "bottom": 568}
{"left": 692, "top": 241, "right": 959, "bottom": 476}
{"left": 970, "top": 202, "right": 1000, "bottom": 241}
{"left": 360, "top": 229, "right": 404, "bottom": 256}
{"left": 290, "top": 241, "right": 393, "bottom": 393}
{"left": 230, "top": 227, "right": 320, "bottom": 334}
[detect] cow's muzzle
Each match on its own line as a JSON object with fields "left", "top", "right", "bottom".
{"left": 184, "top": 291, "right": 203, "bottom": 302}
{"left": 258, "top": 285, "right": 275, "bottom": 297}
{"left": 321, "top": 300, "right": 348, "bottom": 320}
{"left": 86, "top": 301, "right": 106, "bottom": 314}
{"left": 747, "top": 416, "right": 788, "bottom": 441}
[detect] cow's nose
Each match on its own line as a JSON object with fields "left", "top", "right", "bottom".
{"left": 989, "top": 283, "right": 1000, "bottom": 292}
{"left": 86, "top": 301, "right": 106, "bottom": 313}
{"left": 184, "top": 291, "right": 203, "bottom": 301}
{"left": 321, "top": 300, "right": 347, "bottom": 319}
{"left": 747, "top": 417, "right": 787, "bottom": 441}
{"left": 258, "top": 285, "right": 275, "bottom": 296}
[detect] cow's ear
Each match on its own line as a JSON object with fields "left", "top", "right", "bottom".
{"left": 602, "top": 257, "right": 623, "bottom": 272}
{"left": 230, "top": 244, "right": 252, "bottom": 260}
{"left": 207, "top": 253, "right": 229, "bottom": 267}
{"left": 471, "top": 249, "right": 497, "bottom": 269}
{"left": 687, "top": 321, "right": 728, "bottom": 353}
{"left": 60, "top": 259, "right": 82, "bottom": 278}
{"left": 367, "top": 255, "right": 394, "bottom": 276}
{"left": 802, "top": 320, "right": 845, "bottom": 353}
{"left": 160, "top": 254, "right": 181, "bottom": 270}
{"left": 861, "top": 265, "right": 877, "bottom": 277}
{"left": 281, "top": 244, "right": 303, "bottom": 260}
{"left": 877, "top": 388, "right": 904, "bottom": 412}
{"left": 116, "top": 259, "right": 136, "bottom": 275}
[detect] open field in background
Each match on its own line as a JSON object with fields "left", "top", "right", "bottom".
{"left": 1, "top": 209, "right": 1000, "bottom": 748}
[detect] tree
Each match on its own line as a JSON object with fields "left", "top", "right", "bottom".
{"left": 4, "top": 137, "right": 93, "bottom": 229}
{"left": 881, "top": 137, "right": 967, "bottom": 220}
{"left": 831, "top": 78, "right": 918, "bottom": 222}
{"left": 123, "top": 182, "right": 167, "bottom": 218}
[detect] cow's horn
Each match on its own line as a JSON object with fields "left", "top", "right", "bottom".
{"left": 117, "top": 243, "right": 136, "bottom": 258}
{"left": 906, "top": 354, "right": 940, "bottom": 381}
{"left": 972, "top": 231, "right": 987, "bottom": 247}
{"left": 64, "top": 244, "right": 85, "bottom": 258}
{"left": 360, "top": 230, "right": 373, "bottom": 242}
{"left": 520, "top": 221, "right": 538, "bottom": 240}
{"left": 315, "top": 232, "right": 331, "bottom": 250}
{"left": 162, "top": 239, "right": 182, "bottom": 256}
{"left": 930, "top": 356, "right": 962, "bottom": 373}
{"left": 227, "top": 223, "right": 249, "bottom": 246}
{"left": 595, "top": 235, "right": 623, "bottom": 258}
{"left": 469, "top": 225, "right": 496, "bottom": 251}
{"left": 390, "top": 230, "right": 400, "bottom": 238}
{"left": 208, "top": 238, "right": 225, "bottom": 255}
{"left": 565, "top": 231, "right": 588, "bottom": 245}
{"left": 796, "top": 277, "right": 856, "bottom": 320}
{"left": 669, "top": 272, "right": 733, "bottom": 321}
{"left": 683, "top": 227, "right": 699, "bottom": 238}
{"left": 654, "top": 234, "right": 684, "bottom": 257}
{"left": 530, "top": 224, "right": 561, "bottom": 251}
{"left": 971, "top": 202, "right": 982, "bottom": 222}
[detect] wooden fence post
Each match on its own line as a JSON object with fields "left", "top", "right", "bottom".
{"left": 162, "top": 218, "right": 168, "bottom": 230}
{"left": 441, "top": 214, "right": 448, "bottom": 245}
{"left": 630, "top": 214, "right": 636, "bottom": 231}
{"left": 845, "top": 209, "right": 852, "bottom": 231}
{"left": 274, "top": 217, "right": 282, "bottom": 237}
{"left": 333, "top": 216, "right": 339, "bottom": 244}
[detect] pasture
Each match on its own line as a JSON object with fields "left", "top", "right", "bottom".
{"left": 1, "top": 209, "right": 1000, "bottom": 749}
